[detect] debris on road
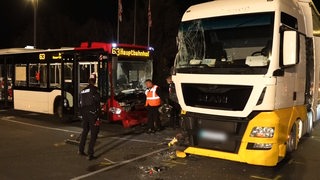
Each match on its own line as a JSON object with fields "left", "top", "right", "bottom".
{"left": 167, "top": 133, "right": 187, "bottom": 158}
{"left": 139, "top": 166, "right": 168, "bottom": 175}
{"left": 168, "top": 137, "right": 178, "bottom": 147}
{"left": 137, "top": 149, "right": 188, "bottom": 179}
{"left": 65, "top": 133, "right": 81, "bottom": 145}
{"left": 155, "top": 150, "right": 177, "bottom": 161}
{"left": 176, "top": 150, "right": 187, "bottom": 158}
{"left": 65, "top": 139, "right": 79, "bottom": 145}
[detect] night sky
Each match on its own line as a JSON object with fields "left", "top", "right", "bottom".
{"left": 0, "top": 0, "right": 206, "bottom": 49}
{"left": 0, "top": 0, "right": 118, "bottom": 48}
{"left": 0, "top": 0, "right": 319, "bottom": 49}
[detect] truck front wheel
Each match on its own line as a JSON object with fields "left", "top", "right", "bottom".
{"left": 306, "top": 111, "right": 314, "bottom": 137}
{"left": 286, "top": 123, "right": 297, "bottom": 153}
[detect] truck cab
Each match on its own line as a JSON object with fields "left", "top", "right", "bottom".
{"left": 173, "top": 0, "right": 320, "bottom": 166}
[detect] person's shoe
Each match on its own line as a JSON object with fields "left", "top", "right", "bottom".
{"left": 77, "top": 151, "right": 87, "bottom": 156}
{"left": 156, "top": 126, "right": 164, "bottom": 132}
{"left": 87, "top": 155, "right": 98, "bottom": 161}
{"left": 146, "top": 129, "right": 155, "bottom": 134}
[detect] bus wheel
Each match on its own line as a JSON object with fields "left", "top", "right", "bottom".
{"left": 54, "top": 98, "right": 63, "bottom": 120}
{"left": 286, "top": 123, "right": 297, "bottom": 153}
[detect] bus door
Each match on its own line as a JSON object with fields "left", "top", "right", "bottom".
{"left": 60, "top": 54, "right": 76, "bottom": 119}
{"left": 60, "top": 52, "right": 109, "bottom": 120}
{"left": 0, "top": 58, "right": 14, "bottom": 109}
{"left": 60, "top": 54, "right": 85, "bottom": 119}
{"left": 98, "top": 55, "right": 109, "bottom": 119}
{"left": 97, "top": 55, "right": 109, "bottom": 105}
{"left": 76, "top": 54, "right": 109, "bottom": 118}
{"left": 77, "top": 60, "right": 98, "bottom": 118}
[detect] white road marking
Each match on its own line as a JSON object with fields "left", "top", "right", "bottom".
{"left": 250, "top": 175, "right": 282, "bottom": 180}
{"left": 103, "top": 158, "right": 116, "bottom": 164}
{"left": 250, "top": 176, "right": 273, "bottom": 180}
{"left": 71, "top": 147, "right": 169, "bottom": 180}
{"left": 0, "top": 116, "right": 80, "bottom": 134}
{"left": 0, "top": 116, "right": 164, "bottom": 145}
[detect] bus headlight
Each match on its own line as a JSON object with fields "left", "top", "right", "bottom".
{"left": 250, "top": 127, "right": 275, "bottom": 138}
{"left": 109, "top": 107, "right": 122, "bottom": 115}
{"left": 64, "top": 99, "right": 69, "bottom": 107}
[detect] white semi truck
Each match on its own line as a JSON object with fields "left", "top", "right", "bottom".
{"left": 172, "top": 0, "right": 320, "bottom": 166}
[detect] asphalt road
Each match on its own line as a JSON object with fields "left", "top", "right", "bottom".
{"left": 0, "top": 110, "right": 320, "bottom": 180}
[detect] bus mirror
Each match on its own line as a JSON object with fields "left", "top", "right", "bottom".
{"left": 283, "top": 31, "right": 298, "bottom": 66}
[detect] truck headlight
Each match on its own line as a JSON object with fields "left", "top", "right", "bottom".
{"left": 247, "top": 143, "right": 273, "bottom": 150}
{"left": 250, "top": 127, "right": 275, "bottom": 138}
{"left": 109, "top": 107, "right": 122, "bottom": 115}
{"left": 253, "top": 143, "right": 272, "bottom": 149}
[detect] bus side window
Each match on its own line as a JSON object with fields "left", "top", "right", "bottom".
{"left": 49, "top": 64, "right": 61, "bottom": 88}
{"left": 29, "top": 63, "right": 47, "bottom": 88}
{"left": 15, "top": 64, "right": 27, "bottom": 87}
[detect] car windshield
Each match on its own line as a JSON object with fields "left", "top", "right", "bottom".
{"left": 175, "top": 12, "right": 274, "bottom": 74}
{"left": 115, "top": 60, "right": 152, "bottom": 95}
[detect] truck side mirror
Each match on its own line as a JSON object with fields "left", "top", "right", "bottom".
{"left": 283, "top": 31, "right": 298, "bottom": 66}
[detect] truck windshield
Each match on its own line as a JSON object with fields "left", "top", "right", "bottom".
{"left": 115, "top": 60, "right": 152, "bottom": 96}
{"left": 175, "top": 12, "right": 274, "bottom": 74}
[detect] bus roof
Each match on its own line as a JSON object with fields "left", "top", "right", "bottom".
{"left": 0, "top": 42, "right": 153, "bottom": 56}
{"left": 78, "top": 42, "right": 152, "bottom": 52}
{"left": 0, "top": 47, "right": 75, "bottom": 56}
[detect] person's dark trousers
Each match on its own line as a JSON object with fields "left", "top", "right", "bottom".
{"left": 169, "top": 100, "right": 181, "bottom": 129}
{"left": 170, "top": 109, "right": 178, "bottom": 129}
{"left": 147, "top": 105, "right": 161, "bottom": 130}
{"left": 79, "top": 111, "right": 99, "bottom": 156}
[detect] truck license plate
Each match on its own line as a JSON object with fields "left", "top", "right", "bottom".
{"left": 199, "top": 130, "right": 227, "bottom": 142}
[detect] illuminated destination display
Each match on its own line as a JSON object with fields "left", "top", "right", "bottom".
{"left": 39, "top": 53, "right": 45, "bottom": 60}
{"left": 38, "top": 52, "right": 62, "bottom": 60}
{"left": 112, "top": 47, "right": 150, "bottom": 57}
{"left": 52, "top": 53, "right": 62, "bottom": 60}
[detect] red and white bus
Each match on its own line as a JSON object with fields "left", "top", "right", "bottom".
{"left": 0, "top": 42, "right": 153, "bottom": 128}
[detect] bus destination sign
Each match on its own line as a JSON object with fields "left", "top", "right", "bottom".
{"left": 111, "top": 47, "right": 150, "bottom": 58}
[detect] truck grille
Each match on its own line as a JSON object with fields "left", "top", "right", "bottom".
{"left": 181, "top": 84, "right": 253, "bottom": 111}
{"left": 185, "top": 112, "right": 251, "bottom": 153}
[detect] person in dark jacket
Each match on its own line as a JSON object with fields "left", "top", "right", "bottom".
{"left": 166, "top": 75, "right": 181, "bottom": 129}
{"left": 78, "top": 75, "right": 101, "bottom": 160}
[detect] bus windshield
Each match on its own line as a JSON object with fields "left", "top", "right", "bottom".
{"left": 175, "top": 12, "right": 274, "bottom": 74}
{"left": 115, "top": 60, "right": 152, "bottom": 95}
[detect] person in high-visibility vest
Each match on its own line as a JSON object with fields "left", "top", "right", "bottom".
{"left": 145, "top": 79, "right": 163, "bottom": 134}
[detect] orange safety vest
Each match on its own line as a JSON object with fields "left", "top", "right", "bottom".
{"left": 145, "top": 85, "right": 161, "bottom": 106}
